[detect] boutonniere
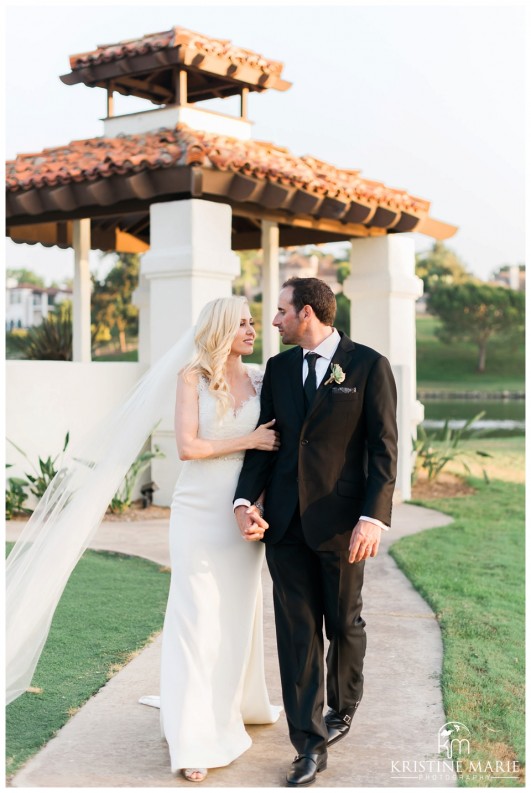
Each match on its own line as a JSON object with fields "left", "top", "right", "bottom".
{"left": 324, "top": 363, "right": 346, "bottom": 386}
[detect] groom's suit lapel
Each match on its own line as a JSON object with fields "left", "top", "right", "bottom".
{"left": 304, "top": 333, "right": 356, "bottom": 421}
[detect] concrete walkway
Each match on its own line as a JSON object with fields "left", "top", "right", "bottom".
{"left": 8, "top": 504, "right": 457, "bottom": 788}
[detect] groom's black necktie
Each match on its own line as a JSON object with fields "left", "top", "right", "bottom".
{"left": 304, "top": 352, "right": 320, "bottom": 409}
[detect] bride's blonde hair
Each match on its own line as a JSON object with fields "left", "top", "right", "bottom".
{"left": 183, "top": 295, "right": 250, "bottom": 417}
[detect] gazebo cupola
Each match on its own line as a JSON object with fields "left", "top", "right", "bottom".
{"left": 60, "top": 27, "right": 292, "bottom": 141}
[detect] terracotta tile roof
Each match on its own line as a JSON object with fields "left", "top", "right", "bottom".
{"left": 69, "top": 26, "right": 284, "bottom": 78}
{"left": 6, "top": 124, "right": 429, "bottom": 214}
{"left": 6, "top": 132, "right": 185, "bottom": 190}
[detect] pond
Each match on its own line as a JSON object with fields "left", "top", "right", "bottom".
{"left": 421, "top": 399, "right": 525, "bottom": 438}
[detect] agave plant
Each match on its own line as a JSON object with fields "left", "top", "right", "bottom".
{"left": 412, "top": 411, "right": 492, "bottom": 483}
{"left": 9, "top": 304, "right": 72, "bottom": 360}
{"left": 7, "top": 432, "right": 70, "bottom": 500}
{"left": 109, "top": 446, "right": 165, "bottom": 514}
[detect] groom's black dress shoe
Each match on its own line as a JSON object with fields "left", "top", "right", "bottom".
{"left": 325, "top": 707, "right": 357, "bottom": 747}
{"left": 286, "top": 753, "right": 327, "bottom": 786}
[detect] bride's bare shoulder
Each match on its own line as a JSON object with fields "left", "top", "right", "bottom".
{"left": 177, "top": 368, "right": 200, "bottom": 387}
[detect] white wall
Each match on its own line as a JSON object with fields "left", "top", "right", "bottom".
{"left": 4, "top": 361, "right": 173, "bottom": 507}
{"left": 103, "top": 104, "right": 252, "bottom": 140}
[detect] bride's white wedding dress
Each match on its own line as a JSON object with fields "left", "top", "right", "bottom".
{"left": 158, "top": 365, "right": 280, "bottom": 771}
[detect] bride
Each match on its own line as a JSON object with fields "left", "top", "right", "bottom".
{"left": 6, "top": 295, "right": 280, "bottom": 783}
{"left": 144, "top": 296, "right": 281, "bottom": 781}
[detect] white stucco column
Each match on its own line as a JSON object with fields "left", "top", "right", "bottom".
{"left": 344, "top": 235, "right": 424, "bottom": 501}
{"left": 261, "top": 220, "right": 280, "bottom": 362}
{"left": 72, "top": 219, "right": 91, "bottom": 363}
{"left": 140, "top": 199, "right": 240, "bottom": 504}
{"left": 131, "top": 272, "right": 151, "bottom": 367}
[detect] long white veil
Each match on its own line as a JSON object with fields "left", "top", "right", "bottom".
{"left": 6, "top": 328, "right": 196, "bottom": 705}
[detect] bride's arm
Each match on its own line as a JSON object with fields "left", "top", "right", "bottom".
{"left": 175, "top": 373, "right": 279, "bottom": 461}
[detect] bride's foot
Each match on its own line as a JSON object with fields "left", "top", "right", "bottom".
{"left": 182, "top": 768, "right": 208, "bottom": 783}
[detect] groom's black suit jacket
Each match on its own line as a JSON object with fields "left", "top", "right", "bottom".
{"left": 235, "top": 332, "right": 398, "bottom": 552}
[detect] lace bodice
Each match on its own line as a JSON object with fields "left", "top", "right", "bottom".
{"left": 194, "top": 365, "right": 263, "bottom": 462}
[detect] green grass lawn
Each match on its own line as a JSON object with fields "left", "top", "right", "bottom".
{"left": 92, "top": 349, "right": 139, "bottom": 362}
{"left": 442, "top": 437, "right": 525, "bottom": 485}
{"left": 6, "top": 548, "right": 170, "bottom": 777}
{"left": 416, "top": 316, "right": 524, "bottom": 393}
{"left": 391, "top": 457, "right": 525, "bottom": 785}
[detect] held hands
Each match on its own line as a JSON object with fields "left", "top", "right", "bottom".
{"left": 349, "top": 519, "right": 382, "bottom": 564}
{"left": 250, "top": 419, "right": 280, "bottom": 451}
{"left": 235, "top": 505, "right": 269, "bottom": 542}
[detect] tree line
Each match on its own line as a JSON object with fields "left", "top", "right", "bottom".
{"left": 6, "top": 244, "right": 525, "bottom": 373}
{"left": 416, "top": 243, "right": 525, "bottom": 373}
{"left": 7, "top": 255, "right": 140, "bottom": 360}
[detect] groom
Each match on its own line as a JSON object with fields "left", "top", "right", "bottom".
{"left": 234, "top": 277, "right": 397, "bottom": 786}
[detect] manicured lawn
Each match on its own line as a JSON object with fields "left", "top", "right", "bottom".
{"left": 416, "top": 316, "right": 525, "bottom": 393}
{"left": 391, "top": 460, "right": 525, "bottom": 785}
{"left": 93, "top": 349, "right": 139, "bottom": 362}
{"left": 443, "top": 437, "right": 525, "bottom": 484}
{"left": 6, "top": 548, "right": 170, "bottom": 777}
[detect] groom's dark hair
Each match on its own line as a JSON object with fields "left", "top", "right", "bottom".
{"left": 283, "top": 277, "right": 337, "bottom": 326}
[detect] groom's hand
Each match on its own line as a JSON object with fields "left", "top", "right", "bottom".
{"left": 235, "top": 505, "right": 269, "bottom": 542}
{"left": 348, "top": 520, "right": 382, "bottom": 563}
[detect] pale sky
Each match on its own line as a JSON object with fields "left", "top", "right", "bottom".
{"left": 4, "top": 2, "right": 526, "bottom": 284}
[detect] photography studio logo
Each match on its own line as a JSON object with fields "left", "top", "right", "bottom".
{"left": 390, "top": 722, "right": 520, "bottom": 783}
{"left": 438, "top": 722, "right": 471, "bottom": 759}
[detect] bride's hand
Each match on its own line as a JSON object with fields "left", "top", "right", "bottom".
{"left": 250, "top": 419, "right": 280, "bottom": 451}
{"left": 244, "top": 506, "right": 269, "bottom": 542}
{"left": 235, "top": 505, "right": 269, "bottom": 542}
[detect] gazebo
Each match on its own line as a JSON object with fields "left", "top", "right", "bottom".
{"left": 6, "top": 26, "right": 457, "bottom": 502}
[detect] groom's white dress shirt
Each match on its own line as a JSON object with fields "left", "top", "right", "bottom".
{"left": 234, "top": 327, "right": 389, "bottom": 531}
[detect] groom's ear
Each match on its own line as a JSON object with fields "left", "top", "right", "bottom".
{"left": 301, "top": 304, "right": 313, "bottom": 320}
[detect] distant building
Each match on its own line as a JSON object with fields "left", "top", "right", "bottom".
{"left": 279, "top": 248, "right": 343, "bottom": 294}
{"left": 489, "top": 265, "right": 525, "bottom": 291}
{"left": 5, "top": 280, "right": 72, "bottom": 330}
{"left": 240, "top": 247, "right": 343, "bottom": 300}
{"left": 279, "top": 249, "right": 319, "bottom": 282}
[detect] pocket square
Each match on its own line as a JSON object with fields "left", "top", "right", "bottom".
{"left": 334, "top": 386, "right": 357, "bottom": 394}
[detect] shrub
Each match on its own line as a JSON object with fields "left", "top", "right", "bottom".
{"left": 8, "top": 433, "right": 70, "bottom": 501}
{"left": 6, "top": 436, "right": 165, "bottom": 519}
{"left": 109, "top": 446, "right": 165, "bottom": 514}
{"left": 8, "top": 306, "right": 73, "bottom": 360}
{"left": 413, "top": 412, "right": 492, "bottom": 483}
{"left": 5, "top": 470, "right": 31, "bottom": 520}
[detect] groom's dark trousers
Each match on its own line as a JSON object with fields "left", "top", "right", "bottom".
{"left": 235, "top": 333, "right": 397, "bottom": 755}
{"left": 266, "top": 509, "right": 366, "bottom": 753}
